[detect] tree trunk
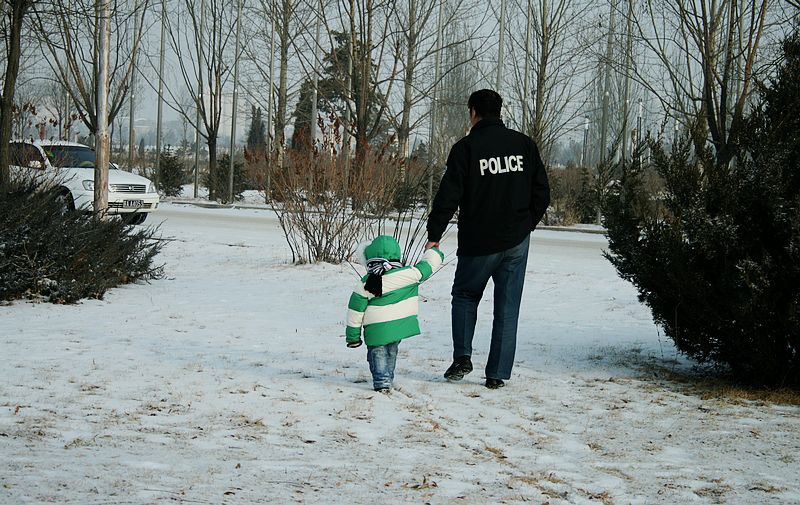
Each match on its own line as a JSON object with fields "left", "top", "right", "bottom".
{"left": 274, "top": 0, "right": 291, "bottom": 169}
{"left": 397, "top": 0, "right": 417, "bottom": 161}
{"left": 208, "top": 136, "right": 218, "bottom": 200}
{"left": 0, "top": 0, "right": 32, "bottom": 189}
{"left": 354, "top": 0, "right": 373, "bottom": 175}
{"left": 94, "top": 0, "right": 112, "bottom": 216}
{"left": 532, "top": 0, "right": 549, "bottom": 151}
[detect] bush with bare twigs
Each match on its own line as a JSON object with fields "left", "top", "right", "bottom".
{"left": 270, "top": 121, "right": 439, "bottom": 265}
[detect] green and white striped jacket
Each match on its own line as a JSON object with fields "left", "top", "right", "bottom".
{"left": 346, "top": 248, "right": 445, "bottom": 347}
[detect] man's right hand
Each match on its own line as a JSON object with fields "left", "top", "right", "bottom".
{"left": 425, "top": 241, "right": 439, "bottom": 250}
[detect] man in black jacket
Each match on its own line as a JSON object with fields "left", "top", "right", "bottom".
{"left": 425, "top": 89, "right": 550, "bottom": 389}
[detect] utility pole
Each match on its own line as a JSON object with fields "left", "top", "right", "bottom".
{"left": 155, "top": 0, "right": 166, "bottom": 188}
{"left": 228, "top": 0, "right": 242, "bottom": 204}
{"left": 94, "top": 0, "right": 111, "bottom": 216}
{"left": 496, "top": 0, "right": 507, "bottom": 92}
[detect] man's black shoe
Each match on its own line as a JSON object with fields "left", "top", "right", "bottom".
{"left": 444, "top": 356, "right": 473, "bottom": 381}
{"left": 485, "top": 378, "right": 505, "bottom": 389}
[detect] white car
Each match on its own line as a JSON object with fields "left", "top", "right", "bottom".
{"left": 9, "top": 140, "right": 159, "bottom": 225}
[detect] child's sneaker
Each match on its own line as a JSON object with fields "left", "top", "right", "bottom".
{"left": 374, "top": 387, "right": 391, "bottom": 394}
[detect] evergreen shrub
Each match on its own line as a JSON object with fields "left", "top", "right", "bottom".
{"left": 204, "top": 154, "right": 245, "bottom": 203}
{"left": 0, "top": 180, "right": 164, "bottom": 304}
{"left": 603, "top": 32, "right": 800, "bottom": 387}
{"left": 158, "top": 149, "right": 185, "bottom": 197}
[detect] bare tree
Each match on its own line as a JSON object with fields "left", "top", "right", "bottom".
{"left": 35, "top": 0, "right": 148, "bottom": 138}
{"left": 158, "top": 0, "right": 239, "bottom": 201}
{"left": 391, "top": 0, "right": 435, "bottom": 159}
{"left": 32, "top": 0, "right": 146, "bottom": 212}
{"left": 338, "top": 0, "right": 394, "bottom": 173}
{"left": 584, "top": 2, "right": 640, "bottom": 168}
{"left": 38, "top": 76, "right": 75, "bottom": 141}
{"left": 0, "top": 0, "right": 36, "bottom": 188}
{"left": 95, "top": 0, "right": 112, "bottom": 214}
{"left": 387, "top": 0, "right": 486, "bottom": 159}
{"left": 629, "top": 0, "right": 785, "bottom": 165}
{"left": 431, "top": 12, "right": 486, "bottom": 163}
{"left": 272, "top": 0, "right": 300, "bottom": 168}
{"left": 243, "top": 0, "right": 315, "bottom": 168}
{"left": 505, "top": 0, "right": 598, "bottom": 164}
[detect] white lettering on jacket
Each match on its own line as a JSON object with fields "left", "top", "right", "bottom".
{"left": 479, "top": 155, "right": 524, "bottom": 176}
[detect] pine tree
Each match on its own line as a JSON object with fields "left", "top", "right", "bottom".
{"left": 290, "top": 31, "right": 386, "bottom": 152}
{"left": 138, "top": 137, "right": 146, "bottom": 166}
{"left": 246, "top": 106, "right": 266, "bottom": 150}
{"left": 157, "top": 148, "right": 185, "bottom": 197}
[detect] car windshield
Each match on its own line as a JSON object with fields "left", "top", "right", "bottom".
{"left": 42, "top": 145, "right": 97, "bottom": 168}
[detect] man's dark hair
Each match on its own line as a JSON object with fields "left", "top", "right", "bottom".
{"left": 468, "top": 89, "right": 503, "bottom": 119}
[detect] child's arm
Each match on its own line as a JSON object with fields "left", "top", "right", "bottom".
{"left": 345, "top": 282, "right": 372, "bottom": 347}
{"left": 413, "top": 247, "right": 445, "bottom": 283}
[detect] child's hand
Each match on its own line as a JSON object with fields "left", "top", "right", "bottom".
{"left": 347, "top": 340, "right": 363, "bottom": 348}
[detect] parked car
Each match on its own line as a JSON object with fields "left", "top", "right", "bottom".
{"left": 8, "top": 140, "right": 159, "bottom": 225}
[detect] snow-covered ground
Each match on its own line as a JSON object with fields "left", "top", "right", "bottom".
{"left": 2, "top": 203, "right": 798, "bottom": 504}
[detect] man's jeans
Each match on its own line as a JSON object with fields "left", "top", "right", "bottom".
{"left": 451, "top": 235, "right": 530, "bottom": 380}
{"left": 367, "top": 341, "right": 399, "bottom": 390}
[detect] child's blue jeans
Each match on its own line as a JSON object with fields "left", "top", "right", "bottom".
{"left": 367, "top": 341, "right": 399, "bottom": 390}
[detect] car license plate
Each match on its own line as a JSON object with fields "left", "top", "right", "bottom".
{"left": 124, "top": 200, "right": 144, "bottom": 208}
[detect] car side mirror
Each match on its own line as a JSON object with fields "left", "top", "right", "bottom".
{"left": 28, "top": 160, "right": 43, "bottom": 169}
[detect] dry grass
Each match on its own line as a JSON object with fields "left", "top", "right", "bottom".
{"left": 232, "top": 414, "right": 266, "bottom": 428}
{"left": 694, "top": 483, "right": 732, "bottom": 499}
{"left": 485, "top": 445, "right": 507, "bottom": 460}
{"left": 591, "top": 343, "right": 800, "bottom": 406}
{"left": 749, "top": 482, "right": 784, "bottom": 494}
{"left": 582, "top": 489, "right": 615, "bottom": 505}
{"left": 639, "top": 363, "right": 800, "bottom": 406}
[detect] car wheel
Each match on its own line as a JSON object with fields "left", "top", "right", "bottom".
{"left": 56, "top": 190, "right": 75, "bottom": 214}
{"left": 123, "top": 213, "right": 147, "bottom": 225}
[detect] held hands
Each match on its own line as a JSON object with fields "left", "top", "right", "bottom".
{"left": 425, "top": 241, "right": 439, "bottom": 250}
{"left": 347, "top": 340, "right": 363, "bottom": 348}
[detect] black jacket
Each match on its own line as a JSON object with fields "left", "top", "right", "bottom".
{"left": 427, "top": 118, "right": 550, "bottom": 256}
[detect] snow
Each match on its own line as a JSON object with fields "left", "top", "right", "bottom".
{"left": 1, "top": 202, "right": 798, "bottom": 504}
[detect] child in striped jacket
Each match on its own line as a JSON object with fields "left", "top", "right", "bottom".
{"left": 346, "top": 235, "right": 444, "bottom": 392}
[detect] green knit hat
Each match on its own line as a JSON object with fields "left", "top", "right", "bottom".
{"left": 364, "top": 235, "right": 401, "bottom": 261}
